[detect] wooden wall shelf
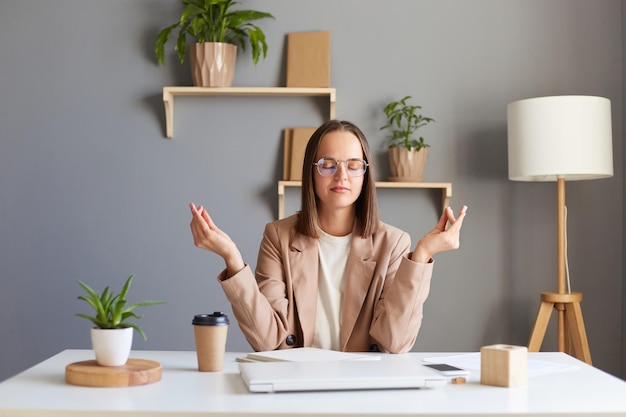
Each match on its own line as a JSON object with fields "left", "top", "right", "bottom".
{"left": 162, "top": 87, "right": 336, "bottom": 138}
{"left": 277, "top": 180, "right": 452, "bottom": 219}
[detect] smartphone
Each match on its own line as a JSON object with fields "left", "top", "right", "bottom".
{"left": 423, "top": 363, "right": 470, "bottom": 377}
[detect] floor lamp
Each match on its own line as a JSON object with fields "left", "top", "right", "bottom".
{"left": 507, "top": 95, "right": 613, "bottom": 365}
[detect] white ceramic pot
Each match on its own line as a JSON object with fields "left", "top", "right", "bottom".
{"left": 90, "top": 327, "right": 133, "bottom": 366}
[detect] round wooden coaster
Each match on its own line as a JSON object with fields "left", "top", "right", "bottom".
{"left": 65, "top": 358, "right": 162, "bottom": 387}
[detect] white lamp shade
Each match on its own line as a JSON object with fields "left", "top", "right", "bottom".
{"left": 507, "top": 95, "right": 613, "bottom": 182}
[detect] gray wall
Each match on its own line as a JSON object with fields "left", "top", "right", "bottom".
{"left": 0, "top": 0, "right": 623, "bottom": 381}
{"left": 622, "top": 1, "right": 626, "bottom": 380}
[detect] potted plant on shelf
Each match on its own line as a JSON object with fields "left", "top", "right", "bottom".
{"left": 380, "top": 95, "right": 435, "bottom": 182}
{"left": 76, "top": 274, "right": 165, "bottom": 366}
{"left": 154, "top": 0, "right": 274, "bottom": 87}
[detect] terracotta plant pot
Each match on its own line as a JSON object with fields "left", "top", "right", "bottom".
{"left": 388, "top": 147, "right": 428, "bottom": 182}
{"left": 189, "top": 42, "right": 237, "bottom": 87}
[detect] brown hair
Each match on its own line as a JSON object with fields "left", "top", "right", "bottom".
{"left": 296, "top": 120, "right": 379, "bottom": 238}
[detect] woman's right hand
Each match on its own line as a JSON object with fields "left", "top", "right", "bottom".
{"left": 189, "top": 203, "right": 245, "bottom": 277}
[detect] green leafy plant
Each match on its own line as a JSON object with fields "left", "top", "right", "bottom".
{"left": 154, "top": 0, "right": 274, "bottom": 65}
{"left": 76, "top": 274, "right": 165, "bottom": 340}
{"left": 380, "top": 95, "right": 435, "bottom": 151}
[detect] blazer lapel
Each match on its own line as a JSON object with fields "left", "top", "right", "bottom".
{"left": 340, "top": 232, "right": 376, "bottom": 350}
{"left": 289, "top": 232, "right": 319, "bottom": 346}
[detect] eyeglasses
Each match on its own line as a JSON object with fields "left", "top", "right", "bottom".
{"left": 314, "top": 158, "right": 368, "bottom": 177}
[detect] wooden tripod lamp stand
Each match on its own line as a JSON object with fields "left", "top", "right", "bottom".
{"left": 507, "top": 95, "right": 614, "bottom": 366}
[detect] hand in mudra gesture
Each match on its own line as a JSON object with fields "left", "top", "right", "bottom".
{"left": 411, "top": 205, "right": 468, "bottom": 263}
{"left": 189, "top": 203, "right": 244, "bottom": 276}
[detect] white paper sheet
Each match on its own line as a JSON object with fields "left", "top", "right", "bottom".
{"left": 423, "top": 353, "right": 580, "bottom": 377}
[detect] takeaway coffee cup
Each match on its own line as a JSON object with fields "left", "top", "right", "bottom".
{"left": 192, "top": 312, "right": 229, "bottom": 372}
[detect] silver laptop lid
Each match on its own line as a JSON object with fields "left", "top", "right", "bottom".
{"left": 239, "top": 358, "right": 447, "bottom": 393}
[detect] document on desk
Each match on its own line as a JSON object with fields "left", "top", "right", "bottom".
{"left": 246, "top": 347, "right": 381, "bottom": 362}
{"left": 423, "top": 353, "right": 580, "bottom": 377}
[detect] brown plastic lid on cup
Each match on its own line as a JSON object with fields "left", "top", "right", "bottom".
{"left": 192, "top": 312, "right": 229, "bottom": 326}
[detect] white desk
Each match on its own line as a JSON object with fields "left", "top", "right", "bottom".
{"left": 0, "top": 350, "right": 625, "bottom": 416}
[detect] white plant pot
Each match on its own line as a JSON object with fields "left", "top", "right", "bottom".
{"left": 90, "top": 327, "right": 133, "bottom": 366}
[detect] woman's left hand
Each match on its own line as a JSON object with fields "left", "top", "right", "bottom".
{"left": 411, "top": 205, "right": 468, "bottom": 263}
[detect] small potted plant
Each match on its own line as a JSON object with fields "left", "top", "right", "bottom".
{"left": 380, "top": 95, "right": 435, "bottom": 182}
{"left": 76, "top": 274, "right": 165, "bottom": 366}
{"left": 154, "top": 0, "right": 274, "bottom": 87}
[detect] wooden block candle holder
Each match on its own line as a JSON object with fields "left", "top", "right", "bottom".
{"left": 480, "top": 344, "right": 527, "bottom": 387}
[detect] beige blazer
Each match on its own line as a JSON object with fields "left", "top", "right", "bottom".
{"left": 219, "top": 214, "right": 434, "bottom": 354}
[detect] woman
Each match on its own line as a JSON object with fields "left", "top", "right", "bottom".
{"left": 189, "top": 120, "right": 467, "bottom": 353}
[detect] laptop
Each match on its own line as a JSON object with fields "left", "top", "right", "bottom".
{"left": 238, "top": 357, "right": 447, "bottom": 393}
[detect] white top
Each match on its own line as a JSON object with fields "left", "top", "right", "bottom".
{"left": 1, "top": 350, "right": 625, "bottom": 416}
{"left": 312, "top": 230, "right": 351, "bottom": 350}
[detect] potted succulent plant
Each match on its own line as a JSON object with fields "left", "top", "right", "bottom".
{"left": 154, "top": 0, "right": 274, "bottom": 87}
{"left": 76, "top": 274, "right": 165, "bottom": 366}
{"left": 380, "top": 95, "right": 435, "bottom": 182}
